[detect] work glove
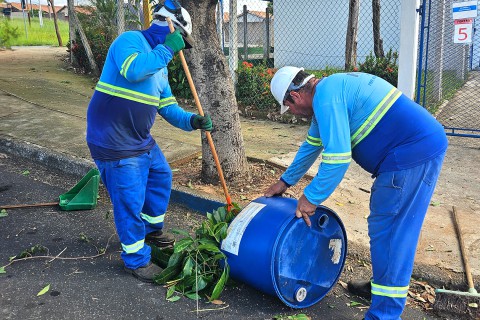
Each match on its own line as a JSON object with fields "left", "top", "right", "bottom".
{"left": 164, "top": 30, "right": 185, "bottom": 54}
{"left": 192, "top": 114, "right": 213, "bottom": 131}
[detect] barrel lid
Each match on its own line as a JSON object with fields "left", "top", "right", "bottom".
{"left": 271, "top": 206, "right": 347, "bottom": 308}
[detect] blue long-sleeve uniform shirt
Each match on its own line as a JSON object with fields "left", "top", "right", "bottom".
{"left": 281, "top": 73, "right": 448, "bottom": 205}
{"left": 86, "top": 28, "right": 196, "bottom": 161}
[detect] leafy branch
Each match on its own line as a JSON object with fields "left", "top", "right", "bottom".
{"left": 151, "top": 203, "right": 242, "bottom": 302}
{"left": 0, "top": 234, "right": 115, "bottom": 274}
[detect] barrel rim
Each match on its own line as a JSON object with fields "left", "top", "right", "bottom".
{"left": 270, "top": 204, "right": 349, "bottom": 308}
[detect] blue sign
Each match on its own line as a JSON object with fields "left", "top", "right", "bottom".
{"left": 452, "top": 1, "right": 478, "bottom": 19}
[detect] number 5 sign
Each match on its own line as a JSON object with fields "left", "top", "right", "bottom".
{"left": 454, "top": 18, "right": 473, "bottom": 43}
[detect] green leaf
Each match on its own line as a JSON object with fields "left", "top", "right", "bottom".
{"left": 213, "top": 222, "right": 228, "bottom": 242}
{"left": 0, "top": 266, "right": 6, "bottom": 274}
{"left": 167, "top": 252, "right": 186, "bottom": 268}
{"left": 149, "top": 245, "right": 173, "bottom": 269}
{"left": 195, "top": 276, "right": 208, "bottom": 292}
{"left": 170, "top": 228, "right": 190, "bottom": 237}
{"left": 154, "top": 266, "right": 181, "bottom": 285}
{"left": 292, "top": 314, "right": 310, "bottom": 320}
{"left": 210, "top": 264, "right": 229, "bottom": 301}
{"left": 213, "top": 209, "right": 222, "bottom": 224}
{"left": 173, "top": 238, "right": 194, "bottom": 253}
{"left": 166, "top": 295, "right": 181, "bottom": 302}
{"left": 430, "top": 201, "right": 441, "bottom": 207}
{"left": 182, "top": 257, "right": 194, "bottom": 277}
{"left": 218, "top": 223, "right": 228, "bottom": 240}
{"left": 349, "top": 301, "right": 363, "bottom": 307}
{"left": 198, "top": 238, "right": 219, "bottom": 247}
{"left": 217, "top": 207, "right": 227, "bottom": 221}
{"left": 185, "top": 292, "right": 200, "bottom": 300}
{"left": 206, "top": 212, "right": 213, "bottom": 222}
{"left": 0, "top": 209, "right": 7, "bottom": 218}
{"left": 212, "top": 253, "right": 226, "bottom": 261}
{"left": 22, "top": 170, "right": 30, "bottom": 176}
{"left": 182, "top": 275, "right": 197, "bottom": 289}
{"left": 166, "top": 285, "right": 176, "bottom": 299}
{"left": 197, "top": 243, "right": 221, "bottom": 253}
{"left": 37, "top": 284, "right": 50, "bottom": 296}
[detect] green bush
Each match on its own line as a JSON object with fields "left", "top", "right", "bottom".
{"left": 358, "top": 49, "right": 398, "bottom": 86}
{"left": 168, "top": 55, "right": 192, "bottom": 99}
{"left": 236, "top": 61, "right": 277, "bottom": 111}
{"left": 0, "top": 18, "right": 20, "bottom": 49}
{"left": 68, "top": 28, "right": 112, "bottom": 73}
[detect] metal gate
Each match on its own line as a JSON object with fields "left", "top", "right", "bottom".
{"left": 416, "top": 0, "right": 480, "bottom": 138}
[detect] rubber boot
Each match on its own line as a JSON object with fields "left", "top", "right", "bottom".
{"left": 347, "top": 279, "right": 372, "bottom": 300}
{"left": 124, "top": 261, "right": 162, "bottom": 283}
{"left": 146, "top": 230, "right": 175, "bottom": 248}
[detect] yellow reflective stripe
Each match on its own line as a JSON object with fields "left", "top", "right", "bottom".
{"left": 351, "top": 88, "right": 402, "bottom": 148}
{"left": 322, "top": 152, "right": 352, "bottom": 164}
{"left": 121, "top": 239, "right": 145, "bottom": 254}
{"left": 371, "top": 282, "right": 409, "bottom": 298}
{"left": 120, "top": 53, "right": 138, "bottom": 78}
{"left": 140, "top": 213, "right": 165, "bottom": 224}
{"left": 306, "top": 135, "right": 323, "bottom": 147}
{"left": 95, "top": 81, "right": 160, "bottom": 106}
{"left": 158, "top": 97, "right": 177, "bottom": 110}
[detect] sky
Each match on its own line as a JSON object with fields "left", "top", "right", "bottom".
{"left": 13, "top": 0, "right": 268, "bottom": 13}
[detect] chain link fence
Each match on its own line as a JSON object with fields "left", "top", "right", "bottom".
{"left": 220, "top": 0, "right": 479, "bottom": 135}
{"left": 418, "top": 0, "right": 479, "bottom": 137}
{"left": 220, "top": 0, "right": 402, "bottom": 118}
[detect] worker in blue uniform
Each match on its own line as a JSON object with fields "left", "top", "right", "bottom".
{"left": 265, "top": 66, "right": 447, "bottom": 320}
{"left": 86, "top": 3, "right": 212, "bottom": 283}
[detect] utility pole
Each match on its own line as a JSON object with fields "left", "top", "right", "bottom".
{"left": 38, "top": 0, "right": 44, "bottom": 27}
{"left": 398, "top": 0, "right": 421, "bottom": 99}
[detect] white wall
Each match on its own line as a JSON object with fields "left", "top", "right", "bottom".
{"left": 274, "top": 0, "right": 401, "bottom": 69}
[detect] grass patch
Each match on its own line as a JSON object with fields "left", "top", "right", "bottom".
{"left": 4, "top": 17, "right": 69, "bottom": 46}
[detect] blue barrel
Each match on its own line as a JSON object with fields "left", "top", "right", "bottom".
{"left": 221, "top": 196, "right": 347, "bottom": 308}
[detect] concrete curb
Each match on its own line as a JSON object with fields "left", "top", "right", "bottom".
{"left": 0, "top": 136, "right": 95, "bottom": 177}
{"left": 0, "top": 136, "right": 225, "bottom": 215}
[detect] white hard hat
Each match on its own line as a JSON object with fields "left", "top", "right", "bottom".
{"left": 153, "top": 6, "right": 194, "bottom": 48}
{"left": 270, "top": 66, "right": 311, "bottom": 114}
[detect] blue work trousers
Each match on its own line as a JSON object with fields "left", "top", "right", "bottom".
{"left": 365, "top": 151, "right": 445, "bottom": 320}
{"left": 95, "top": 144, "right": 172, "bottom": 269}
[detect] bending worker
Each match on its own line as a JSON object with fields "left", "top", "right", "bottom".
{"left": 265, "top": 67, "right": 447, "bottom": 320}
{"left": 86, "top": 2, "right": 213, "bottom": 283}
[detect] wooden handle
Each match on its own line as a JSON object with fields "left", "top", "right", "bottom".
{"left": 1, "top": 202, "right": 58, "bottom": 209}
{"left": 452, "top": 206, "right": 475, "bottom": 290}
{"left": 166, "top": 18, "right": 232, "bottom": 208}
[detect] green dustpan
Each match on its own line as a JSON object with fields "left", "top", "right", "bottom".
{"left": 58, "top": 168, "right": 100, "bottom": 211}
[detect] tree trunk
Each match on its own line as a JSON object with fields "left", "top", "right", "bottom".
{"left": 48, "top": 0, "right": 63, "bottom": 47}
{"left": 372, "top": 0, "right": 384, "bottom": 58}
{"left": 182, "top": 0, "right": 249, "bottom": 184}
{"left": 68, "top": 0, "right": 99, "bottom": 76}
{"left": 345, "top": 0, "right": 359, "bottom": 70}
{"left": 67, "top": 0, "right": 77, "bottom": 65}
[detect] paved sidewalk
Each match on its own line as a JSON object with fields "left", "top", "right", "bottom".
{"left": 1, "top": 46, "right": 479, "bottom": 291}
